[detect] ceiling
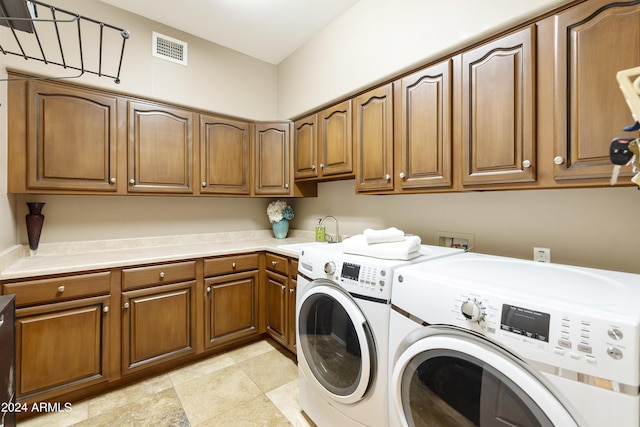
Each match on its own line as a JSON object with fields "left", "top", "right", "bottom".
{"left": 99, "top": 0, "right": 361, "bottom": 65}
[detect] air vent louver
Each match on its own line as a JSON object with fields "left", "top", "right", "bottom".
{"left": 152, "top": 31, "right": 187, "bottom": 65}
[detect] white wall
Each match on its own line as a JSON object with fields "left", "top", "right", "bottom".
{"left": 278, "top": 0, "right": 572, "bottom": 118}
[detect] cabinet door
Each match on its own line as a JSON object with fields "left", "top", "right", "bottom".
{"left": 553, "top": 0, "right": 640, "bottom": 181}
{"left": 287, "top": 273, "right": 297, "bottom": 354}
{"left": 397, "top": 60, "right": 453, "bottom": 190}
{"left": 461, "top": 26, "right": 536, "bottom": 186}
{"left": 200, "top": 114, "right": 251, "bottom": 195}
{"left": 15, "top": 296, "right": 110, "bottom": 400}
{"left": 204, "top": 270, "right": 259, "bottom": 349}
{"left": 27, "top": 81, "right": 118, "bottom": 192}
{"left": 293, "top": 115, "right": 318, "bottom": 180}
{"left": 354, "top": 84, "right": 394, "bottom": 192}
{"left": 265, "top": 270, "right": 287, "bottom": 346}
{"left": 122, "top": 281, "right": 196, "bottom": 374}
{"left": 254, "top": 122, "right": 292, "bottom": 195}
{"left": 318, "top": 100, "right": 354, "bottom": 178}
{"left": 128, "top": 100, "right": 194, "bottom": 193}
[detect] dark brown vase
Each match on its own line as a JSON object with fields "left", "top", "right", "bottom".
{"left": 25, "top": 202, "right": 45, "bottom": 253}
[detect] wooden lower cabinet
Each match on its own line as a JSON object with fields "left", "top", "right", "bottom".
{"left": 204, "top": 270, "right": 260, "bottom": 348}
{"left": 121, "top": 281, "right": 196, "bottom": 374}
{"left": 265, "top": 253, "right": 296, "bottom": 353}
{"left": 15, "top": 295, "right": 110, "bottom": 400}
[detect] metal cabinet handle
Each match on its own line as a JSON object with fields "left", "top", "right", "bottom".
{"left": 103, "top": 306, "right": 109, "bottom": 313}
{"left": 123, "top": 302, "right": 129, "bottom": 309}
{"left": 159, "top": 271, "right": 165, "bottom": 278}
{"left": 311, "top": 164, "right": 316, "bottom": 170}
{"left": 399, "top": 172, "right": 406, "bottom": 179}
{"left": 320, "top": 163, "right": 325, "bottom": 169}
{"left": 272, "top": 260, "right": 278, "bottom": 266}
{"left": 206, "top": 286, "right": 211, "bottom": 293}
{"left": 284, "top": 183, "right": 289, "bottom": 189}
{"left": 289, "top": 289, "right": 294, "bottom": 294}
{"left": 522, "top": 160, "right": 532, "bottom": 168}
{"left": 57, "top": 285, "right": 65, "bottom": 293}
{"left": 232, "top": 262, "right": 237, "bottom": 269}
{"left": 385, "top": 174, "right": 391, "bottom": 181}
{"left": 553, "top": 156, "right": 565, "bottom": 165}
{"left": 129, "top": 178, "right": 135, "bottom": 184}
{"left": 110, "top": 177, "right": 116, "bottom": 184}
{"left": 202, "top": 181, "right": 207, "bottom": 187}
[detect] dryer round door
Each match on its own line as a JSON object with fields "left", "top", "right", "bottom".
{"left": 297, "top": 280, "right": 375, "bottom": 404}
{"left": 391, "top": 327, "right": 579, "bottom": 427}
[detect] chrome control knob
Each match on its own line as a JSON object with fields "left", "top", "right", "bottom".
{"left": 324, "top": 261, "right": 336, "bottom": 275}
{"left": 461, "top": 299, "right": 485, "bottom": 322}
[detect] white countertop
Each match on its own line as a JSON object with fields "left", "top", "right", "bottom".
{"left": 0, "top": 230, "right": 315, "bottom": 281}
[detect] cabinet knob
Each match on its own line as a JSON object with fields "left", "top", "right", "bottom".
{"left": 522, "top": 159, "right": 532, "bottom": 168}
{"left": 284, "top": 183, "right": 289, "bottom": 189}
{"left": 129, "top": 178, "right": 135, "bottom": 185}
{"left": 320, "top": 163, "right": 325, "bottom": 169}
{"left": 103, "top": 306, "right": 109, "bottom": 313}
{"left": 206, "top": 286, "right": 211, "bottom": 293}
{"left": 232, "top": 262, "right": 237, "bottom": 269}
{"left": 553, "top": 156, "right": 565, "bottom": 165}
{"left": 272, "top": 260, "right": 278, "bottom": 266}
{"left": 399, "top": 172, "right": 406, "bottom": 179}
{"left": 159, "top": 271, "right": 165, "bottom": 278}
{"left": 385, "top": 174, "right": 391, "bottom": 181}
{"left": 202, "top": 181, "right": 207, "bottom": 187}
{"left": 289, "top": 289, "right": 295, "bottom": 294}
{"left": 110, "top": 177, "right": 116, "bottom": 184}
{"left": 311, "top": 164, "right": 316, "bottom": 170}
{"left": 57, "top": 285, "right": 65, "bottom": 293}
{"left": 123, "top": 302, "right": 129, "bottom": 309}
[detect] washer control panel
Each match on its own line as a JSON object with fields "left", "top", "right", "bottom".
{"left": 448, "top": 290, "right": 637, "bottom": 386}
{"left": 335, "top": 261, "right": 392, "bottom": 300}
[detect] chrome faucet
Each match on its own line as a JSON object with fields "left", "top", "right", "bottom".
{"left": 320, "top": 215, "right": 340, "bottom": 243}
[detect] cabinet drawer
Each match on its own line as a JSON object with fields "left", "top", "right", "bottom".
{"left": 3, "top": 271, "right": 111, "bottom": 308}
{"left": 204, "top": 253, "right": 259, "bottom": 277}
{"left": 266, "top": 253, "right": 289, "bottom": 276}
{"left": 122, "top": 261, "right": 196, "bottom": 290}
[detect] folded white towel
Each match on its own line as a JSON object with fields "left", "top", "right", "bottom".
{"left": 363, "top": 227, "right": 405, "bottom": 244}
{"left": 341, "top": 234, "right": 422, "bottom": 260}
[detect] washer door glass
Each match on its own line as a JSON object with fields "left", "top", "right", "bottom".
{"left": 298, "top": 282, "right": 375, "bottom": 403}
{"left": 392, "top": 331, "right": 578, "bottom": 427}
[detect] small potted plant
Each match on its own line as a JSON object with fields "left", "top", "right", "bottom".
{"left": 267, "top": 200, "right": 294, "bottom": 238}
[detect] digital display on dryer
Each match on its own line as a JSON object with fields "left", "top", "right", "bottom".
{"left": 501, "top": 304, "right": 550, "bottom": 342}
{"left": 341, "top": 263, "right": 361, "bottom": 281}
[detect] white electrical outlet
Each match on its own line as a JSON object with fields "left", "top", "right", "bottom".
{"left": 533, "top": 247, "right": 551, "bottom": 263}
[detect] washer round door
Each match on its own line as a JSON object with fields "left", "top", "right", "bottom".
{"left": 391, "top": 326, "right": 579, "bottom": 427}
{"left": 297, "top": 279, "right": 376, "bottom": 404}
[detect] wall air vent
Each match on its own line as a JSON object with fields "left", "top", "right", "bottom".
{"left": 152, "top": 31, "right": 187, "bottom": 65}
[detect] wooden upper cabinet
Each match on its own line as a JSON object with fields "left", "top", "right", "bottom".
{"left": 318, "top": 100, "right": 353, "bottom": 179}
{"left": 26, "top": 81, "right": 118, "bottom": 192}
{"left": 396, "top": 60, "right": 453, "bottom": 190}
{"left": 253, "top": 121, "right": 292, "bottom": 196}
{"left": 128, "top": 100, "right": 194, "bottom": 194}
{"left": 552, "top": 0, "right": 640, "bottom": 181}
{"left": 200, "top": 114, "right": 251, "bottom": 195}
{"left": 354, "top": 83, "right": 394, "bottom": 192}
{"left": 293, "top": 114, "right": 318, "bottom": 180}
{"left": 294, "top": 100, "right": 353, "bottom": 181}
{"left": 460, "top": 25, "right": 536, "bottom": 186}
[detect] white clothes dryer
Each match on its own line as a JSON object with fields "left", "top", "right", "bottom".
{"left": 388, "top": 252, "right": 640, "bottom": 427}
{"left": 296, "top": 243, "right": 461, "bottom": 427}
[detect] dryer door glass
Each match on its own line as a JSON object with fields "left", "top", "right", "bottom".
{"left": 298, "top": 283, "right": 374, "bottom": 402}
{"left": 401, "top": 349, "right": 553, "bottom": 426}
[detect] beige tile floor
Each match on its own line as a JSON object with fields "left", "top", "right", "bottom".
{"left": 19, "top": 338, "right": 315, "bottom": 427}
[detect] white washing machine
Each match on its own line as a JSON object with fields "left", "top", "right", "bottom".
{"left": 296, "top": 243, "right": 462, "bottom": 427}
{"left": 388, "top": 252, "right": 640, "bottom": 427}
